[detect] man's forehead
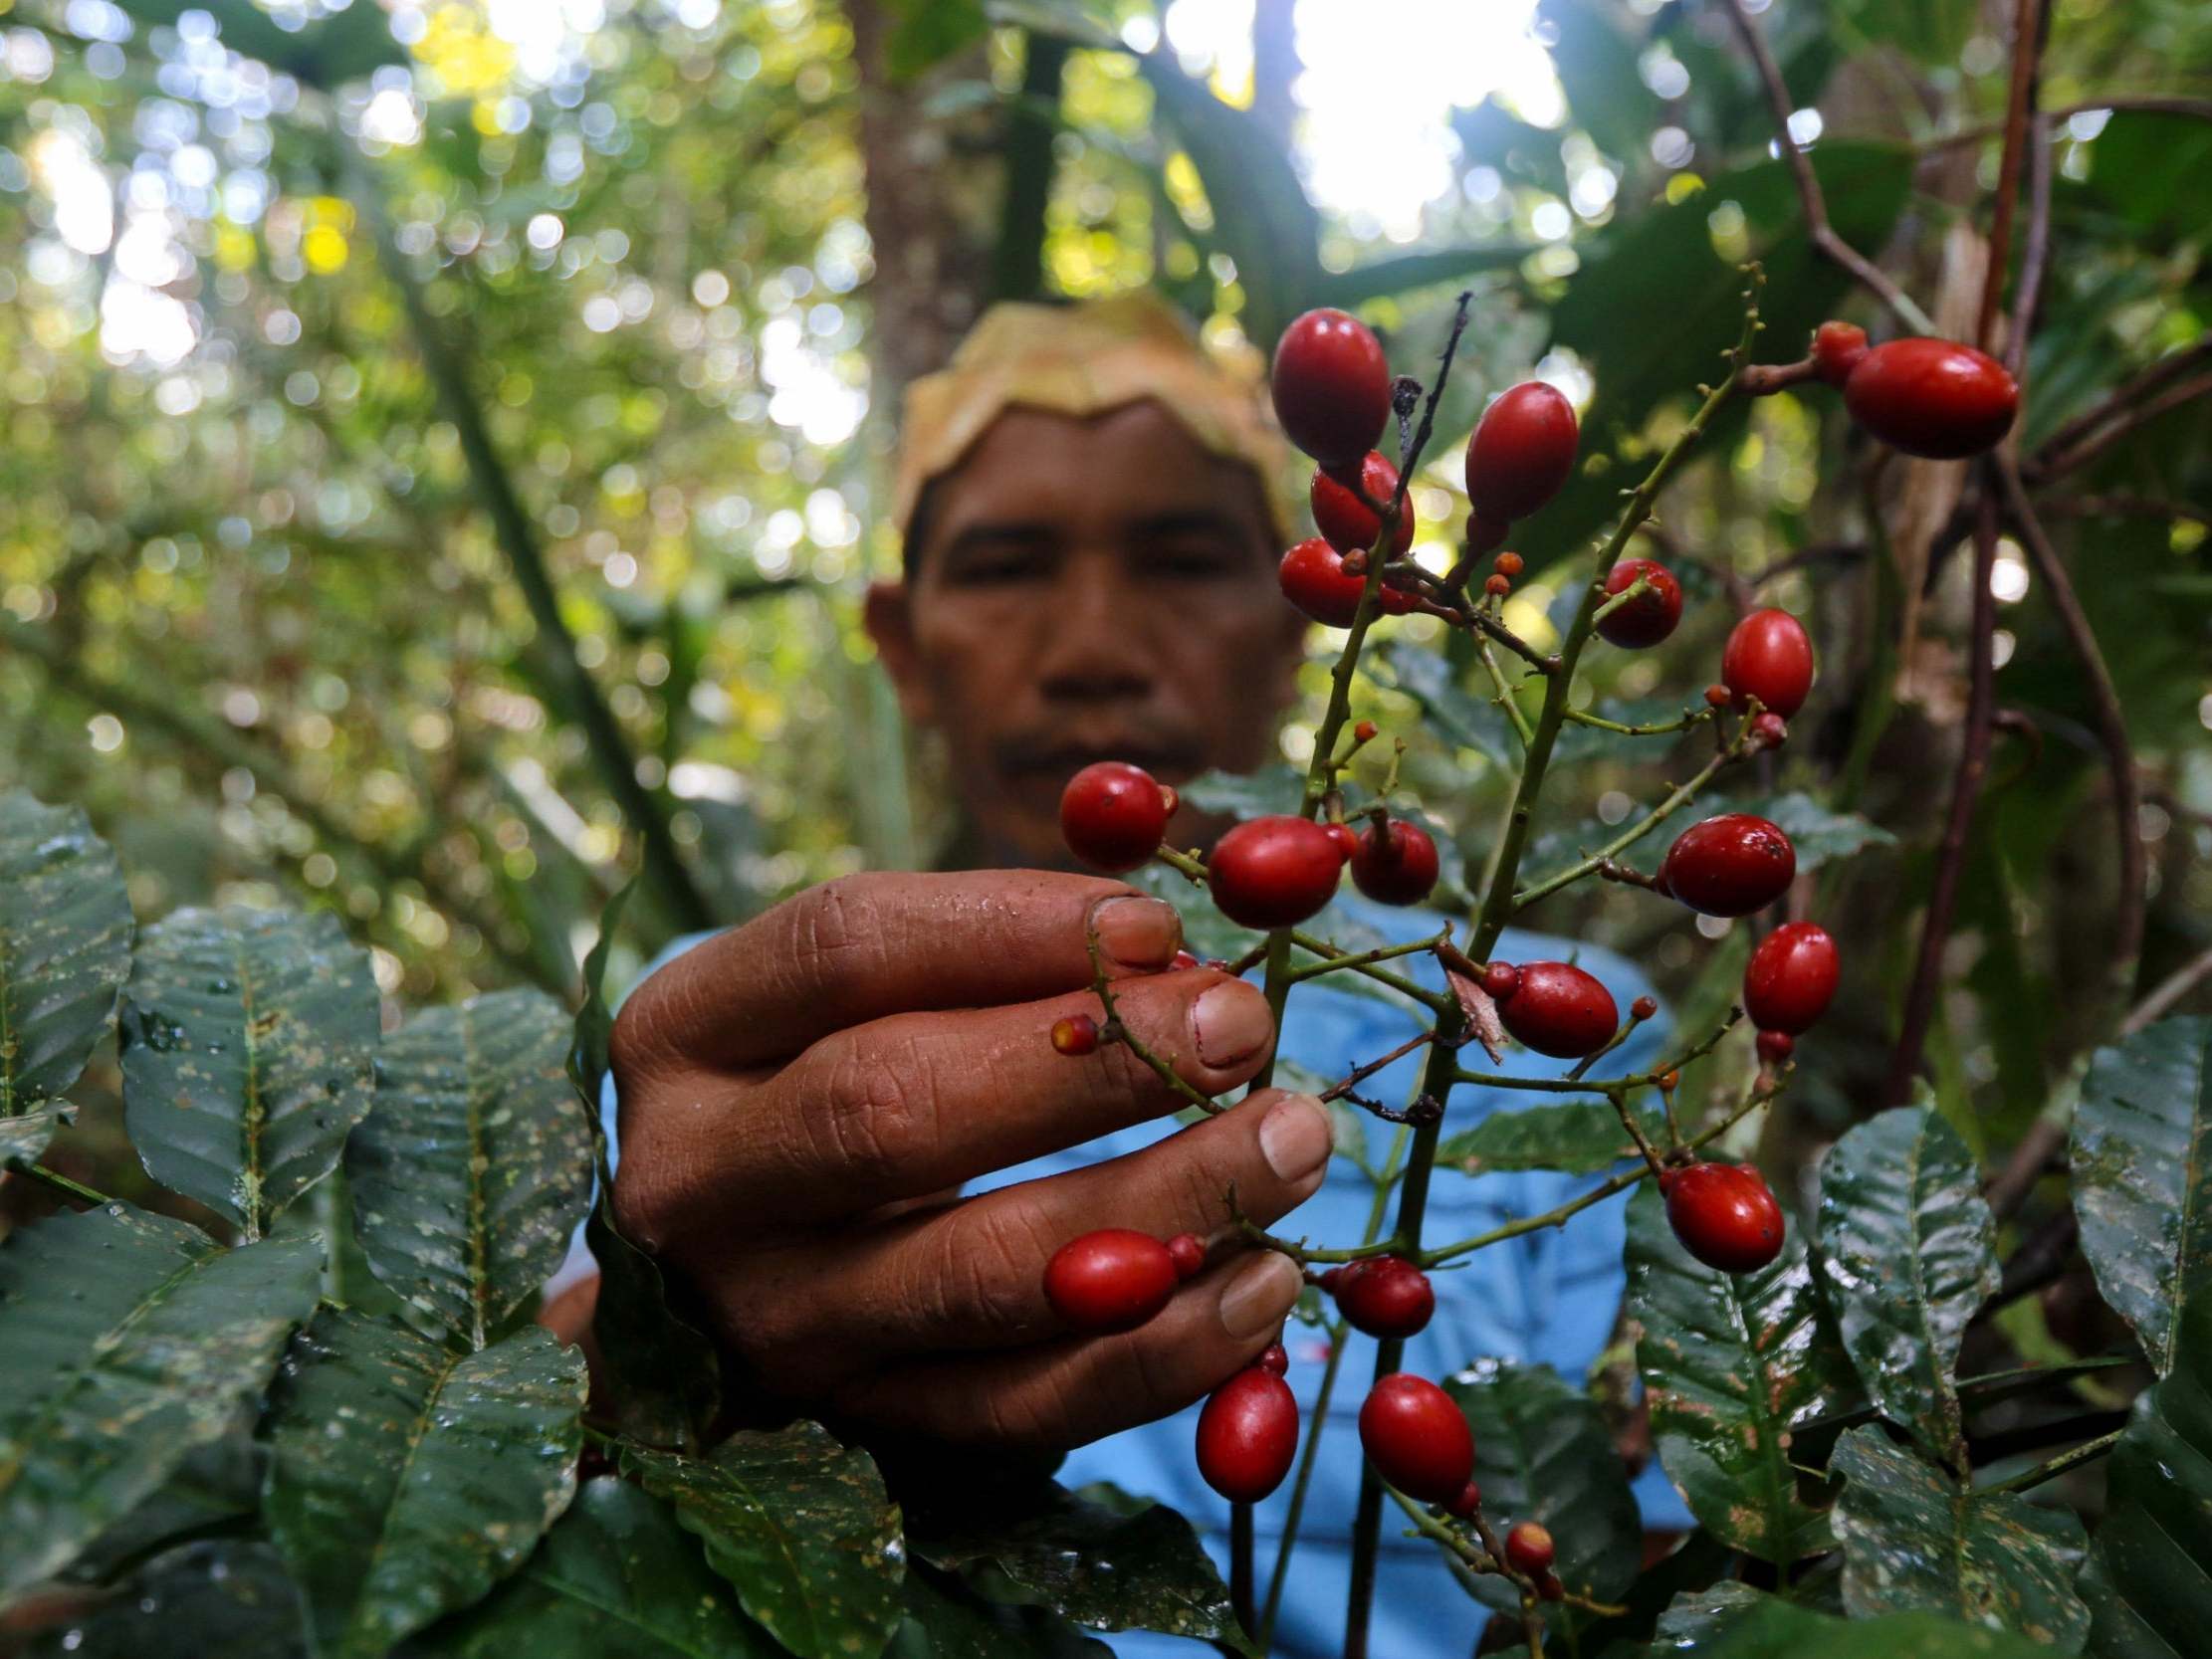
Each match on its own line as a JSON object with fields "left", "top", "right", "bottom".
{"left": 929, "top": 400, "right": 1271, "bottom": 527}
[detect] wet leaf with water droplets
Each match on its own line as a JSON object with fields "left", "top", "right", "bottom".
{"left": 0, "top": 791, "right": 133, "bottom": 1120}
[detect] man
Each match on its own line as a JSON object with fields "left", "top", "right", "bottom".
{"left": 588, "top": 295, "right": 1683, "bottom": 1656}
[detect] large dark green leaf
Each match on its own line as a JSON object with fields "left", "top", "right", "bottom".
{"left": 1447, "top": 1358, "right": 1641, "bottom": 1615}
{"left": 411, "top": 1478, "right": 778, "bottom": 1658}
{"left": 1816, "top": 1107, "right": 1997, "bottom": 1466}
{"left": 0, "top": 792, "right": 133, "bottom": 1121}
{"left": 909, "top": 1479, "right": 1245, "bottom": 1653}
{"left": 2070, "top": 1015, "right": 2211, "bottom": 1375}
{"left": 0, "top": 1105, "right": 70, "bottom": 1164}
{"left": 884, "top": 0, "right": 988, "bottom": 81}
{"left": 1626, "top": 1179, "right": 1855, "bottom": 1563}
{"left": 1376, "top": 641, "right": 1514, "bottom": 769}
{"left": 262, "top": 1309, "right": 586, "bottom": 1658}
{"left": 888, "top": 1566, "right": 1114, "bottom": 1658}
{"left": 349, "top": 990, "right": 592, "bottom": 1349}
{"left": 111, "top": 1, "right": 405, "bottom": 88}
{"left": 25, "top": 1541, "right": 306, "bottom": 1659}
{"left": 1694, "top": 1598, "right": 2061, "bottom": 1658}
{"left": 2078, "top": 1290, "right": 2212, "bottom": 1657}
{"left": 119, "top": 907, "right": 378, "bottom": 1239}
{"left": 1436, "top": 1099, "right": 1660, "bottom": 1176}
{"left": 1831, "top": 1427, "right": 2089, "bottom": 1649}
{"left": 627, "top": 1424, "right": 905, "bottom": 1659}
{"left": 1540, "top": 0, "right": 1662, "bottom": 165}
{"left": 0, "top": 1205, "right": 321, "bottom": 1595}
{"left": 1177, "top": 764, "right": 1307, "bottom": 821}
{"left": 1656, "top": 1579, "right": 1792, "bottom": 1646}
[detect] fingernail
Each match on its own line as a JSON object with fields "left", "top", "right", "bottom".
{"left": 1260, "top": 1094, "right": 1333, "bottom": 1182}
{"left": 1219, "top": 1252, "right": 1302, "bottom": 1340}
{"left": 1090, "top": 895, "right": 1183, "bottom": 972}
{"left": 1193, "top": 979, "right": 1275, "bottom": 1070}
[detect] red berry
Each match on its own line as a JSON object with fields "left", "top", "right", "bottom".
{"left": 1743, "top": 922, "right": 1840, "bottom": 1034}
{"left": 1358, "top": 1373, "right": 1474, "bottom": 1504}
{"left": 1659, "top": 1069, "right": 1680, "bottom": 1093}
{"left": 1349, "top": 820, "right": 1439, "bottom": 907}
{"left": 1481, "top": 961, "right": 1520, "bottom": 1001}
{"left": 1493, "top": 550, "right": 1523, "bottom": 577}
{"left": 1484, "top": 573, "right": 1512, "bottom": 596}
{"left": 1331, "top": 1255, "right": 1435, "bottom": 1339}
{"left": 1172, "top": 949, "right": 1202, "bottom": 971}
{"left": 1258, "top": 1341, "right": 1289, "bottom": 1375}
{"left": 1311, "top": 452, "right": 1415, "bottom": 557}
{"left": 1811, "top": 320, "right": 1869, "bottom": 389}
{"left": 1042, "top": 1229, "right": 1179, "bottom": 1334}
{"left": 1844, "top": 337, "right": 2020, "bottom": 460}
{"left": 1665, "top": 1161, "right": 1786, "bottom": 1273}
{"left": 1318, "top": 1265, "right": 1347, "bottom": 1293}
{"left": 1659, "top": 814, "right": 1797, "bottom": 918}
{"left": 1538, "top": 1571, "right": 1566, "bottom": 1603}
{"left": 1196, "top": 1365, "right": 1299, "bottom": 1502}
{"left": 1272, "top": 309, "right": 1391, "bottom": 468}
{"left": 1354, "top": 720, "right": 1379, "bottom": 742}
{"left": 1631, "top": 994, "right": 1658, "bottom": 1021}
{"left": 1464, "top": 382, "right": 1579, "bottom": 524}
{"left": 1278, "top": 537, "right": 1420, "bottom": 629}
{"left": 1757, "top": 1029, "right": 1796, "bottom": 1066}
{"left": 1596, "top": 557, "right": 1683, "bottom": 649}
{"left": 1496, "top": 961, "right": 1619, "bottom": 1059}
{"left": 1210, "top": 815, "right": 1345, "bottom": 930}
{"left": 1446, "top": 1482, "right": 1481, "bottom": 1519}
{"left": 1504, "top": 1522, "right": 1556, "bottom": 1577}
{"left": 1720, "top": 608, "right": 1816, "bottom": 718}
{"left": 1704, "top": 683, "right": 1732, "bottom": 710}
{"left": 1749, "top": 712, "right": 1789, "bottom": 749}
{"left": 1050, "top": 1014, "right": 1100, "bottom": 1057}
{"left": 1059, "top": 760, "right": 1170, "bottom": 873}
{"left": 1165, "top": 1233, "right": 1207, "bottom": 1280}
{"left": 1326, "top": 821, "right": 1359, "bottom": 861}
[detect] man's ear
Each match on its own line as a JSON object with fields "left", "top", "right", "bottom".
{"left": 862, "top": 579, "right": 936, "bottom": 726}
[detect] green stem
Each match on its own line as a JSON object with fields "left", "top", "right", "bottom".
{"left": 1562, "top": 705, "right": 1708, "bottom": 737}
{"left": 1289, "top": 932, "right": 1452, "bottom": 1012}
{"left": 1287, "top": 932, "right": 1449, "bottom": 984}
{"left": 1977, "top": 1428, "right": 2122, "bottom": 1495}
{"left": 1476, "top": 639, "right": 1536, "bottom": 748}
{"left": 1513, "top": 740, "right": 1739, "bottom": 910}
{"left": 4, "top": 1159, "right": 111, "bottom": 1207}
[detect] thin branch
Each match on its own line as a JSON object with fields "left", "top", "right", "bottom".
{"left": 1719, "top": 0, "right": 1935, "bottom": 335}
{"left": 1512, "top": 739, "right": 1740, "bottom": 911}
{"left": 2027, "top": 337, "right": 2212, "bottom": 475}
{"left": 2123, "top": 941, "right": 2212, "bottom": 1033}
{"left": 2034, "top": 494, "right": 2212, "bottom": 529}
{"left": 1921, "top": 94, "right": 2212, "bottom": 151}
{"left": 1976, "top": 1428, "right": 2123, "bottom": 1496}
{"left": 1977, "top": 0, "right": 2043, "bottom": 352}
{"left": 2031, "top": 370, "right": 2212, "bottom": 483}
{"left": 3, "top": 1159, "right": 113, "bottom": 1207}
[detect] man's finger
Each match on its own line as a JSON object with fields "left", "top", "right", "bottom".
{"left": 610, "top": 870, "right": 1182, "bottom": 1075}
{"left": 825, "top": 1250, "right": 1304, "bottom": 1451}
{"left": 624, "top": 967, "right": 1276, "bottom": 1241}
{"left": 689, "top": 1089, "right": 1331, "bottom": 1389}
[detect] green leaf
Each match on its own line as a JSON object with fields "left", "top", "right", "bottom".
{"left": 410, "top": 1478, "right": 778, "bottom": 1658}
{"left": 1436, "top": 1099, "right": 1659, "bottom": 1176}
{"left": 1831, "top": 1426, "right": 2090, "bottom": 1650}
{"left": 1376, "top": 641, "right": 1514, "bottom": 769}
{"left": 889, "top": 1566, "right": 1114, "bottom": 1658}
{"left": 348, "top": 990, "right": 593, "bottom": 1349}
{"left": 262, "top": 1309, "right": 587, "bottom": 1659}
{"left": 2070, "top": 1015, "right": 2212, "bottom": 1375}
{"left": 1176, "top": 764, "right": 1307, "bottom": 820}
{"left": 1446, "top": 1359, "right": 1641, "bottom": 1613}
{"left": 0, "top": 1105, "right": 69, "bottom": 1164}
{"left": 1712, "top": 791, "right": 1898, "bottom": 873}
{"left": 0, "top": 792, "right": 133, "bottom": 1120}
{"left": 568, "top": 880, "right": 722, "bottom": 1451}
{"left": 1626, "top": 1179, "right": 1855, "bottom": 1563}
{"left": 110, "top": 1, "right": 404, "bottom": 88}
{"left": 0, "top": 1205, "right": 321, "bottom": 1596}
{"left": 119, "top": 906, "right": 379, "bottom": 1240}
{"left": 1695, "top": 1598, "right": 2059, "bottom": 1658}
{"left": 1657, "top": 1579, "right": 1795, "bottom": 1646}
{"left": 1816, "top": 1107, "right": 1998, "bottom": 1466}
{"left": 884, "top": 0, "right": 988, "bottom": 81}
{"left": 25, "top": 1541, "right": 306, "bottom": 1659}
{"left": 2078, "top": 1289, "right": 2212, "bottom": 1657}
{"left": 1312, "top": 243, "right": 1540, "bottom": 310}
{"left": 626, "top": 1424, "right": 905, "bottom": 1659}
{"left": 909, "top": 1479, "right": 1246, "bottom": 1653}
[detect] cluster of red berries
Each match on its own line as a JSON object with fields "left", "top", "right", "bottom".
{"left": 1812, "top": 322, "right": 2020, "bottom": 460}
{"left": 1269, "top": 307, "right": 1581, "bottom": 628}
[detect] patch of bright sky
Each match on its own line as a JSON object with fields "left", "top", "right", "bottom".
{"left": 1165, "top": 0, "right": 1564, "bottom": 239}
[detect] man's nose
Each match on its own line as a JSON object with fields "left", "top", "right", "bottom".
{"left": 1034, "top": 552, "right": 1159, "bottom": 703}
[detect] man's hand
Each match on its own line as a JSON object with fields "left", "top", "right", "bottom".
{"left": 607, "top": 870, "right": 1329, "bottom": 1452}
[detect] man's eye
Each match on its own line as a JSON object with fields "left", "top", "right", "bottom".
{"left": 947, "top": 551, "right": 1048, "bottom": 584}
{"left": 1147, "top": 542, "right": 1240, "bottom": 579}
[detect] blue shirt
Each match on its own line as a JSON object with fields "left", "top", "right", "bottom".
{"left": 587, "top": 891, "right": 1690, "bottom": 1657}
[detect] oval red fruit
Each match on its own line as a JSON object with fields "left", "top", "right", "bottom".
{"left": 1811, "top": 320, "right": 1869, "bottom": 389}
{"left": 1358, "top": 1373, "right": 1474, "bottom": 1504}
{"left": 1349, "top": 820, "right": 1440, "bottom": 907}
{"left": 1659, "top": 814, "right": 1797, "bottom": 918}
{"left": 1596, "top": 557, "right": 1684, "bottom": 649}
{"left": 1059, "top": 760, "right": 1170, "bottom": 873}
{"left": 1465, "top": 382, "right": 1579, "bottom": 524}
{"left": 1665, "top": 1161, "right": 1786, "bottom": 1273}
{"left": 1050, "top": 1014, "right": 1100, "bottom": 1057}
{"left": 1196, "top": 1365, "right": 1300, "bottom": 1502}
{"left": 1210, "top": 815, "right": 1346, "bottom": 930}
{"left": 1272, "top": 309, "right": 1392, "bottom": 468}
{"left": 1743, "top": 922, "right": 1839, "bottom": 1034}
{"left": 1844, "top": 337, "right": 2020, "bottom": 460}
{"left": 1278, "top": 537, "right": 1421, "bottom": 629}
{"left": 1749, "top": 712, "right": 1789, "bottom": 749}
{"left": 1332, "top": 1255, "right": 1435, "bottom": 1339}
{"left": 1165, "top": 1233, "right": 1207, "bottom": 1280}
{"left": 1446, "top": 1482, "right": 1481, "bottom": 1519}
{"left": 1504, "top": 1522, "right": 1556, "bottom": 1577}
{"left": 1042, "top": 1229, "right": 1179, "bottom": 1334}
{"left": 1312, "top": 452, "right": 1415, "bottom": 557}
{"left": 1496, "top": 961, "right": 1619, "bottom": 1058}
{"left": 1720, "top": 608, "right": 1816, "bottom": 718}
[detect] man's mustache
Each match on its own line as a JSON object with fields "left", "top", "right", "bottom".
{"left": 993, "top": 732, "right": 1208, "bottom": 780}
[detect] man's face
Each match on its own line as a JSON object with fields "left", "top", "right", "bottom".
{"left": 865, "top": 400, "right": 1308, "bottom": 869}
